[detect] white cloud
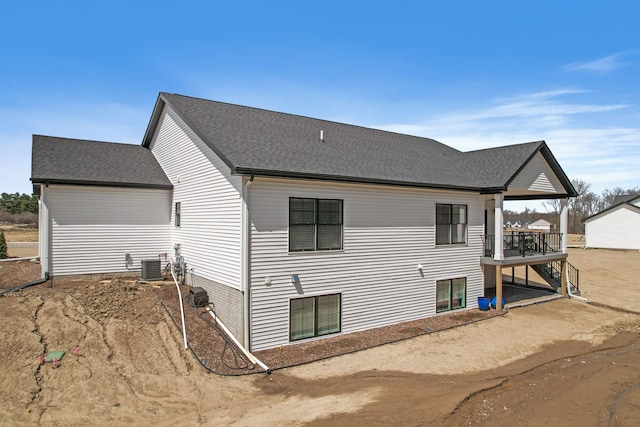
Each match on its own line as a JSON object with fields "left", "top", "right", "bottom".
{"left": 561, "top": 51, "right": 635, "bottom": 75}
{"left": 375, "top": 89, "right": 640, "bottom": 198}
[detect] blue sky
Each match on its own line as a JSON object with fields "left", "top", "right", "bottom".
{"left": 1, "top": 1, "right": 638, "bottom": 211}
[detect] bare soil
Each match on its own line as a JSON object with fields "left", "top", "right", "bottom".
{"left": 1, "top": 242, "right": 639, "bottom": 425}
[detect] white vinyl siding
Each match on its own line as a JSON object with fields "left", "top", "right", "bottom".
{"left": 249, "top": 178, "right": 485, "bottom": 351}
{"left": 46, "top": 185, "right": 171, "bottom": 276}
{"left": 149, "top": 106, "right": 243, "bottom": 289}
{"left": 507, "top": 152, "right": 566, "bottom": 195}
{"left": 585, "top": 205, "right": 640, "bottom": 250}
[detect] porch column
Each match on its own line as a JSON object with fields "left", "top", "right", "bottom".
{"left": 494, "top": 193, "right": 504, "bottom": 310}
{"left": 560, "top": 198, "right": 568, "bottom": 253}
{"left": 494, "top": 193, "right": 504, "bottom": 260}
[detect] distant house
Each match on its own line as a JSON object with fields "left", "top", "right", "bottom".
{"left": 31, "top": 92, "right": 577, "bottom": 351}
{"left": 526, "top": 219, "right": 555, "bottom": 233}
{"left": 583, "top": 195, "right": 640, "bottom": 250}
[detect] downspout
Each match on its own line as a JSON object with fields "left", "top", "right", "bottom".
{"left": 241, "top": 175, "right": 253, "bottom": 349}
{"left": 0, "top": 256, "right": 39, "bottom": 263}
{"left": 170, "top": 261, "right": 188, "bottom": 349}
{"left": 206, "top": 306, "right": 270, "bottom": 373}
{"left": 566, "top": 268, "right": 588, "bottom": 302}
{"left": 38, "top": 185, "right": 50, "bottom": 280}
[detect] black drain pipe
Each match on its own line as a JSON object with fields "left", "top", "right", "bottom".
{"left": 0, "top": 273, "right": 49, "bottom": 297}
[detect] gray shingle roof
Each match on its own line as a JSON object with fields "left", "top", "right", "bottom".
{"left": 144, "top": 93, "right": 575, "bottom": 196}
{"left": 611, "top": 194, "right": 640, "bottom": 206}
{"left": 31, "top": 135, "right": 172, "bottom": 189}
{"left": 583, "top": 194, "right": 640, "bottom": 222}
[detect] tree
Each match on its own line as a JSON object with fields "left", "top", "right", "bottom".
{"left": 567, "top": 179, "right": 599, "bottom": 234}
{"left": 599, "top": 187, "right": 624, "bottom": 211}
{"left": 0, "top": 193, "right": 38, "bottom": 215}
{"left": 0, "top": 230, "right": 7, "bottom": 259}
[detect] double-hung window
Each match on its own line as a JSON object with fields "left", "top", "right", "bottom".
{"left": 436, "top": 278, "right": 467, "bottom": 313}
{"left": 436, "top": 203, "right": 467, "bottom": 245}
{"left": 290, "top": 294, "right": 341, "bottom": 341}
{"left": 289, "top": 198, "right": 343, "bottom": 252}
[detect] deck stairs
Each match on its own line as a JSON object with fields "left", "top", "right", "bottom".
{"left": 531, "top": 261, "right": 580, "bottom": 295}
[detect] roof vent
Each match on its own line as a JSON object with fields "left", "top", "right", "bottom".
{"left": 320, "top": 130, "right": 324, "bottom": 142}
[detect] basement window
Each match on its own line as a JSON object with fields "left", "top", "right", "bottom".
{"left": 290, "top": 294, "right": 341, "bottom": 341}
{"left": 436, "top": 278, "right": 467, "bottom": 313}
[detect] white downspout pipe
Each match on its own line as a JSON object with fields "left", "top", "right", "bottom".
{"left": 241, "top": 176, "right": 252, "bottom": 349}
{"left": 566, "top": 267, "right": 588, "bottom": 302}
{"left": 170, "top": 262, "right": 189, "bottom": 349}
{"left": 0, "top": 256, "right": 39, "bottom": 263}
{"left": 38, "top": 185, "right": 50, "bottom": 279}
{"left": 206, "top": 306, "right": 270, "bottom": 373}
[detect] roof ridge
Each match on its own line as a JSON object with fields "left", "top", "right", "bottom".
{"left": 161, "top": 92, "right": 458, "bottom": 150}
{"left": 33, "top": 134, "right": 136, "bottom": 147}
{"left": 462, "top": 140, "right": 544, "bottom": 155}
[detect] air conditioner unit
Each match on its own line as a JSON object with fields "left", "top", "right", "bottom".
{"left": 140, "top": 259, "right": 162, "bottom": 281}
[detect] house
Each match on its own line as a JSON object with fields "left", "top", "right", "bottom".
{"left": 526, "top": 219, "right": 555, "bottom": 232}
{"left": 583, "top": 194, "right": 640, "bottom": 250}
{"left": 31, "top": 93, "right": 577, "bottom": 351}
{"left": 505, "top": 220, "right": 522, "bottom": 229}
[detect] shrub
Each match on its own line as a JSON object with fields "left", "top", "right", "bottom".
{"left": 0, "top": 230, "right": 7, "bottom": 259}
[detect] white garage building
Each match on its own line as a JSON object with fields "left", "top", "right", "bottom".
{"left": 584, "top": 195, "right": 640, "bottom": 250}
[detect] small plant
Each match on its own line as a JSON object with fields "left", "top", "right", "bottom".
{"left": 0, "top": 230, "right": 7, "bottom": 259}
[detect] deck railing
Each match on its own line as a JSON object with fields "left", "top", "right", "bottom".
{"left": 483, "top": 232, "right": 563, "bottom": 258}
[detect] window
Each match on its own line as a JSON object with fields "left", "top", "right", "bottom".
{"left": 289, "top": 198, "right": 343, "bottom": 252}
{"left": 290, "top": 294, "right": 341, "bottom": 341}
{"left": 175, "top": 202, "right": 181, "bottom": 227}
{"left": 436, "top": 278, "right": 467, "bottom": 313}
{"left": 436, "top": 204, "right": 467, "bottom": 245}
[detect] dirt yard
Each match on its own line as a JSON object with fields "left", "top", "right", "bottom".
{"left": 0, "top": 240, "right": 639, "bottom": 425}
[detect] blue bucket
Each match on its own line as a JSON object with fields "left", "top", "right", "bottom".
{"left": 477, "top": 297, "right": 490, "bottom": 311}
{"left": 491, "top": 296, "right": 506, "bottom": 309}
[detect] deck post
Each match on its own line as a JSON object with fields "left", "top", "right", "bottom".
{"left": 496, "top": 265, "right": 503, "bottom": 309}
{"left": 561, "top": 259, "right": 567, "bottom": 297}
